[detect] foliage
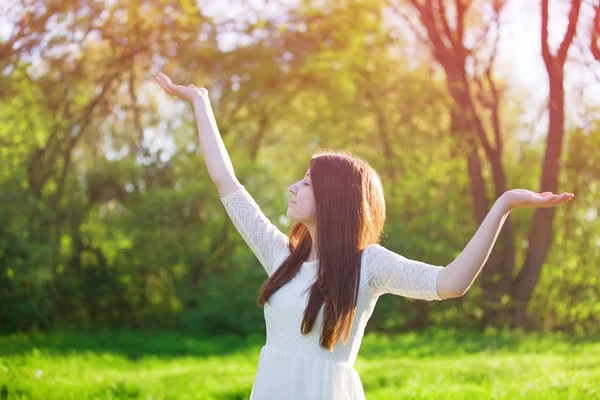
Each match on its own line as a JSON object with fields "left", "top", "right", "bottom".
{"left": 0, "top": 0, "right": 598, "bottom": 336}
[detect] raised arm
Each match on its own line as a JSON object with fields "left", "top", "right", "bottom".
{"left": 154, "top": 72, "right": 289, "bottom": 275}
{"left": 443, "top": 189, "right": 574, "bottom": 296}
{"left": 366, "top": 190, "right": 573, "bottom": 300}
{"left": 155, "top": 73, "right": 240, "bottom": 197}
{"left": 366, "top": 244, "right": 448, "bottom": 300}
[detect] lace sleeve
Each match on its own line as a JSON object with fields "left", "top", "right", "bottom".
{"left": 220, "top": 185, "right": 290, "bottom": 276}
{"left": 365, "top": 244, "right": 443, "bottom": 300}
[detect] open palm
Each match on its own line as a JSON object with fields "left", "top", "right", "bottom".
{"left": 155, "top": 72, "right": 208, "bottom": 103}
{"left": 501, "top": 189, "right": 574, "bottom": 212}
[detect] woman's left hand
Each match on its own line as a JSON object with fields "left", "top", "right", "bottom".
{"left": 499, "top": 189, "right": 574, "bottom": 213}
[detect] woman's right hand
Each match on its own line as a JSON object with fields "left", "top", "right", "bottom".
{"left": 155, "top": 72, "right": 209, "bottom": 103}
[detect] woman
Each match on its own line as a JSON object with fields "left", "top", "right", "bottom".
{"left": 154, "top": 73, "right": 574, "bottom": 400}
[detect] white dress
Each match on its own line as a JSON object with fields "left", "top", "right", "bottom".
{"left": 220, "top": 185, "right": 444, "bottom": 400}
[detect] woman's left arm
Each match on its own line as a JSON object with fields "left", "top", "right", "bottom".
{"left": 438, "top": 190, "right": 574, "bottom": 297}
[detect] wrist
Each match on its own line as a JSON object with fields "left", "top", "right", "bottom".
{"left": 192, "top": 94, "right": 210, "bottom": 108}
{"left": 495, "top": 193, "right": 512, "bottom": 215}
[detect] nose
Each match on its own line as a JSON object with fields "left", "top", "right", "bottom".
{"left": 288, "top": 184, "right": 296, "bottom": 195}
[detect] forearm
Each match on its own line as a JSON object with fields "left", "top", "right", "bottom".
{"left": 192, "top": 97, "right": 239, "bottom": 192}
{"left": 444, "top": 198, "right": 511, "bottom": 296}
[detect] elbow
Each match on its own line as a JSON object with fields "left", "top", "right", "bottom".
{"left": 456, "top": 282, "right": 473, "bottom": 297}
{"left": 439, "top": 290, "right": 463, "bottom": 300}
{"left": 216, "top": 178, "right": 243, "bottom": 198}
{"left": 448, "top": 284, "right": 468, "bottom": 299}
{"left": 436, "top": 285, "right": 463, "bottom": 300}
{"left": 437, "top": 268, "right": 464, "bottom": 299}
{"left": 452, "top": 287, "right": 468, "bottom": 298}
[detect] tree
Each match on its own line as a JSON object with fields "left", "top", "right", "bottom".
{"left": 511, "top": 0, "right": 582, "bottom": 327}
{"left": 592, "top": 0, "right": 600, "bottom": 60}
{"left": 387, "top": 0, "right": 516, "bottom": 327}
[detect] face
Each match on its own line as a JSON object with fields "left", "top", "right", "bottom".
{"left": 287, "top": 168, "right": 317, "bottom": 223}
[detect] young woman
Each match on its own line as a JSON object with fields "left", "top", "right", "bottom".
{"left": 155, "top": 72, "right": 574, "bottom": 400}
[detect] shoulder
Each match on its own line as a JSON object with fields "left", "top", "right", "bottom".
{"left": 362, "top": 243, "right": 420, "bottom": 273}
{"left": 362, "top": 243, "right": 391, "bottom": 259}
{"left": 362, "top": 244, "right": 390, "bottom": 294}
{"left": 361, "top": 243, "right": 388, "bottom": 268}
{"left": 363, "top": 243, "right": 383, "bottom": 252}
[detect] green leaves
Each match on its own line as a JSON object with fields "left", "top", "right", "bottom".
{"left": 0, "top": 0, "right": 597, "bottom": 336}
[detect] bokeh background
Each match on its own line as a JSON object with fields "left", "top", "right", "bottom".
{"left": 0, "top": 0, "right": 599, "bottom": 399}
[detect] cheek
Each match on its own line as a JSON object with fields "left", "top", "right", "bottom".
{"left": 298, "top": 190, "right": 315, "bottom": 212}
{"left": 300, "top": 191, "right": 312, "bottom": 204}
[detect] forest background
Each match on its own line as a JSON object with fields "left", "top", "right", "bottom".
{"left": 1, "top": 0, "right": 599, "bottom": 339}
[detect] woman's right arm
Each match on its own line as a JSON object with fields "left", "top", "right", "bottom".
{"left": 155, "top": 73, "right": 289, "bottom": 275}
{"left": 155, "top": 72, "right": 240, "bottom": 197}
{"left": 191, "top": 95, "right": 241, "bottom": 198}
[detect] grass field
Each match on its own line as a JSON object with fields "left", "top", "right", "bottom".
{"left": 0, "top": 327, "right": 598, "bottom": 399}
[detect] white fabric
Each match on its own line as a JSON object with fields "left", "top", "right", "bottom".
{"left": 220, "top": 185, "right": 443, "bottom": 400}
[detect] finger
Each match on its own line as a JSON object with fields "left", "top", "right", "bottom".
{"left": 543, "top": 199, "right": 561, "bottom": 207}
{"left": 157, "top": 75, "right": 169, "bottom": 92}
{"left": 160, "top": 75, "right": 180, "bottom": 96}
{"left": 161, "top": 73, "right": 174, "bottom": 86}
{"left": 544, "top": 193, "right": 569, "bottom": 207}
{"left": 536, "top": 194, "right": 558, "bottom": 204}
{"left": 165, "top": 79, "right": 176, "bottom": 91}
{"left": 535, "top": 192, "right": 555, "bottom": 200}
{"left": 160, "top": 73, "right": 174, "bottom": 90}
{"left": 165, "top": 82, "right": 179, "bottom": 96}
{"left": 560, "top": 193, "right": 575, "bottom": 203}
{"left": 548, "top": 194, "right": 561, "bottom": 203}
{"left": 166, "top": 82, "right": 183, "bottom": 97}
{"left": 155, "top": 76, "right": 165, "bottom": 91}
{"left": 168, "top": 88, "right": 184, "bottom": 100}
{"left": 158, "top": 75, "right": 182, "bottom": 98}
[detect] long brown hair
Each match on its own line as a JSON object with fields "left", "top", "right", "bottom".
{"left": 257, "top": 150, "right": 387, "bottom": 351}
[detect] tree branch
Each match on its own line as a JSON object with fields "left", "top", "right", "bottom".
{"left": 456, "top": 0, "right": 471, "bottom": 42}
{"left": 557, "top": 0, "right": 582, "bottom": 63}
{"left": 385, "top": 1, "right": 429, "bottom": 44}
{"left": 541, "top": 0, "right": 552, "bottom": 66}
{"left": 436, "top": 0, "right": 457, "bottom": 51}
{"left": 592, "top": 1, "right": 600, "bottom": 60}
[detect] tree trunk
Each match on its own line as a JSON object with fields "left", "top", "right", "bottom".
{"left": 511, "top": 0, "right": 581, "bottom": 328}
{"left": 446, "top": 75, "right": 514, "bottom": 328}
{"left": 511, "top": 70, "right": 564, "bottom": 327}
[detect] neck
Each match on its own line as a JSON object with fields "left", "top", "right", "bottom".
{"left": 305, "top": 222, "right": 318, "bottom": 261}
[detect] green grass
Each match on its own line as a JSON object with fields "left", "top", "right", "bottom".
{"left": 0, "top": 327, "right": 598, "bottom": 399}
